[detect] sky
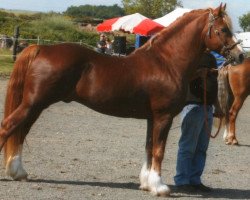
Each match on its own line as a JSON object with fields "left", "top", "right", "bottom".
{"left": 0, "top": 0, "right": 249, "bottom": 31}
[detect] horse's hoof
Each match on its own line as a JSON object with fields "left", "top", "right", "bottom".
{"left": 139, "top": 185, "right": 149, "bottom": 191}
{"left": 225, "top": 141, "right": 230, "bottom": 145}
{"left": 225, "top": 137, "right": 238, "bottom": 145}
{"left": 9, "top": 171, "right": 28, "bottom": 181}
{"left": 225, "top": 140, "right": 232, "bottom": 145}
{"left": 146, "top": 169, "right": 171, "bottom": 196}
{"left": 150, "top": 185, "right": 171, "bottom": 197}
{"left": 15, "top": 176, "right": 28, "bottom": 182}
{"left": 232, "top": 139, "right": 239, "bottom": 145}
{"left": 6, "top": 155, "right": 28, "bottom": 181}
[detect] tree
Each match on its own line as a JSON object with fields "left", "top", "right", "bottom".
{"left": 122, "top": 0, "right": 182, "bottom": 18}
{"left": 239, "top": 12, "right": 250, "bottom": 32}
{"left": 64, "top": 4, "right": 125, "bottom": 19}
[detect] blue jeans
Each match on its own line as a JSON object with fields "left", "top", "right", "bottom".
{"left": 174, "top": 104, "right": 213, "bottom": 186}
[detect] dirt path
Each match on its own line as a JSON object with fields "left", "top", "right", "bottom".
{"left": 0, "top": 78, "right": 249, "bottom": 200}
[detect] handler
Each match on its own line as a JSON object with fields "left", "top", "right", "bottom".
{"left": 174, "top": 52, "right": 218, "bottom": 193}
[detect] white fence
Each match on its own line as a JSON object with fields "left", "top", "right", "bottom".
{"left": 0, "top": 35, "right": 96, "bottom": 60}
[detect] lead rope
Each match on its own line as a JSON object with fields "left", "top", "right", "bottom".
{"left": 203, "top": 70, "right": 222, "bottom": 138}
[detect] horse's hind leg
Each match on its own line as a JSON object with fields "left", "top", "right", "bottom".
{"left": 226, "top": 97, "right": 245, "bottom": 145}
{"left": 0, "top": 104, "right": 42, "bottom": 180}
{"left": 0, "top": 104, "right": 30, "bottom": 150}
{"left": 140, "top": 114, "right": 172, "bottom": 196}
{"left": 140, "top": 119, "right": 153, "bottom": 191}
{"left": 5, "top": 145, "right": 27, "bottom": 181}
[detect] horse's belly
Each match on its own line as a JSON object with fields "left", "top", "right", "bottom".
{"left": 78, "top": 100, "right": 150, "bottom": 119}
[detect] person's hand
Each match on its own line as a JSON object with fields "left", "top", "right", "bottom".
{"left": 190, "top": 68, "right": 208, "bottom": 80}
{"left": 208, "top": 68, "right": 218, "bottom": 74}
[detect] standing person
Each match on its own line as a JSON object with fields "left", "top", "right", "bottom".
{"left": 105, "top": 38, "right": 113, "bottom": 55}
{"left": 174, "top": 52, "right": 218, "bottom": 193}
{"left": 97, "top": 34, "right": 107, "bottom": 54}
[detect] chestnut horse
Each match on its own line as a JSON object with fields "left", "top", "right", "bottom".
{"left": 0, "top": 4, "right": 244, "bottom": 196}
{"left": 217, "top": 57, "right": 250, "bottom": 145}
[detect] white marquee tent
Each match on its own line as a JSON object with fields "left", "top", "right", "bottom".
{"left": 154, "top": 8, "right": 192, "bottom": 27}
{"left": 235, "top": 32, "right": 250, "bottom": 52}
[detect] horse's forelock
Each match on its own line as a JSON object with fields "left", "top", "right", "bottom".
{"left": 223, "top": 13, "right": 233, "bottom": 30}
{"left": 211, "top": 7, "right": 232, "bottom": 31}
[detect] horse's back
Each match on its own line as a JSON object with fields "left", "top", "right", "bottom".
{"left": 228, "top": 57, "right": 250, "bottom": 97}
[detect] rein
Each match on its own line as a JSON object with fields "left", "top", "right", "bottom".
{"left": 203, "top": 70, "right": 222, "bottom": 138}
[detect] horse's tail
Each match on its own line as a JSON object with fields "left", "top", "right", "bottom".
{"left": 3, "top": 45, "right": 40, "bottom": 164}
{"left": 215, "top": 66, "right": 233, "bottom": 127}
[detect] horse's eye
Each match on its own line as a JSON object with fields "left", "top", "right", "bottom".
{"left": 221, "top": 27, "right": 232, "bottom": 36}
{"left": 221, "top": 27, "right": 230, "bottom": 33}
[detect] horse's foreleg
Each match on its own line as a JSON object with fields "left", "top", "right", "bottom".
{"left": 140, "top": 114, "right": 172, "bottom": 196}
{"left": 223, "top": 125, "right": 229, "bottom": 141}
{"left": 226, "top": 97, "right": 245, "bottom": 145}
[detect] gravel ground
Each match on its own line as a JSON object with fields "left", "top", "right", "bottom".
{"left": 0, "top": 77, "right": 249, "bottom": 200}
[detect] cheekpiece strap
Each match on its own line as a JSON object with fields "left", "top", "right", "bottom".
{"left": 207, "top": 9, "right": 219, "bottom": 38}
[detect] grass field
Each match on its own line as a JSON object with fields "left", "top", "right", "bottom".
{"left": 0, "top": 49, "right": 14, "bottom": 76}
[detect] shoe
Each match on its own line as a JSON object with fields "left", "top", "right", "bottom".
{"left": 192, "top": 183, "right": 212, "bottom": 192}
{"left": 176, "top": 184, "right": 196, "bottom": 193}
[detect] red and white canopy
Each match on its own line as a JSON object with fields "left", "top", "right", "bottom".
{"left": 96, "top": 13, "right": 164, "bottom": 36}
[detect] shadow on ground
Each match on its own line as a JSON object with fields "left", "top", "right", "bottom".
{"left": 1, "top": 178, "right": 249, "bottom": 199}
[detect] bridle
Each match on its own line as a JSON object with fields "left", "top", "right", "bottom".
{"left": 201, "top": 9, "right": 242, "bottom": 138}
{"left": 206, "top": 10, "right": 241, "bottom": 64}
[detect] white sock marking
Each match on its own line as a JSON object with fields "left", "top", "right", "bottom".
{"left": 6, "top": 155, "right": 28, "bottom": 180}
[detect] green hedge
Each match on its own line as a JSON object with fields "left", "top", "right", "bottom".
{"left": 0, "top": 11, "right": 100, "bottom": 47}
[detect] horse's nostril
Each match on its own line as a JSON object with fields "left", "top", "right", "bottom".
{"left": 239, "top": 54, "right": 245, "bottom": 63}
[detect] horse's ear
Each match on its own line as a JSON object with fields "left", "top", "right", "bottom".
{"left": 222, "top": 3, "right": 227, "bottom": 11}
{"left": 214, "top": 3, "right": 226, "bottom": 17}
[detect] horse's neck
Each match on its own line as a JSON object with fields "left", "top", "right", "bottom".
{"left": 140, "top": 11, "right": 208, "bottom": 78}
{"left": 162, "top": 13, "right": 207, "bottom": 58}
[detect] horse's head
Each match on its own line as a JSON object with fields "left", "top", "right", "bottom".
{"left": 204, "top": 3, "right": 245, "bottom": 64}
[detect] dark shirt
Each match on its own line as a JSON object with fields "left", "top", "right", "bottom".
{"left": 97, "top": 40, "right": 106, "bottom": 53}
{"left": 187, "top": 52, "right": 218, "bottom": 105}
{"left": 189, "top": 73, "right": 218, "bottom": 105}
